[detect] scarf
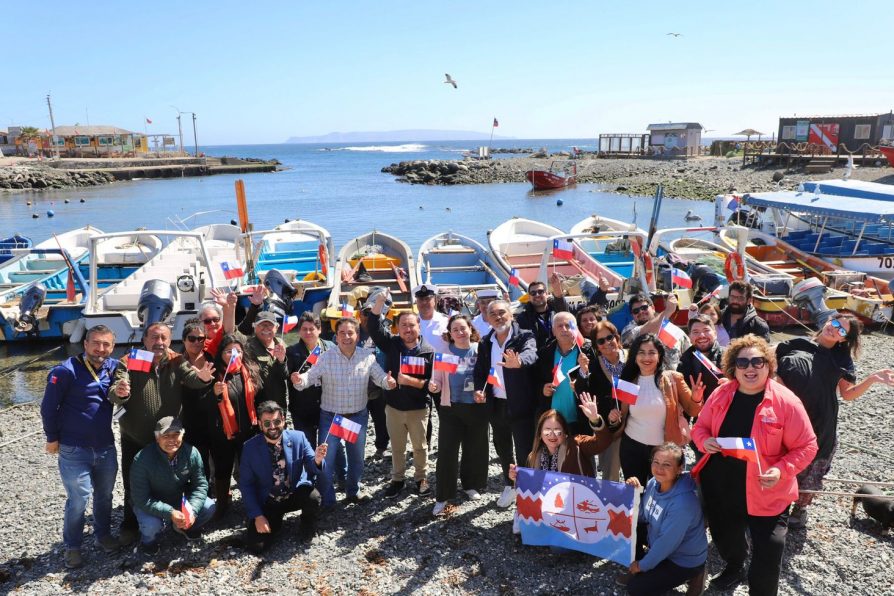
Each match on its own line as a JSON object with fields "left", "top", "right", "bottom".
{"left": 216, "top": 364, "right": 257, "bottom": 440}
{"left": 537, "top": 446, "right": 560, "bottom": 472}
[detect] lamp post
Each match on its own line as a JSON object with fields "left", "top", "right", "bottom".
{"left": 170, "top": 105, "right": 184, "bottom": 155}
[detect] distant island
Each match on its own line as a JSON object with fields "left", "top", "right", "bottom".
{"left": 284, "top": 129, "right": 512, "bottom": 143}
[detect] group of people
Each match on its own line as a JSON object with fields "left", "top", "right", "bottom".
{"left": 40, "top": 276, "right": 894, "bottom": 595}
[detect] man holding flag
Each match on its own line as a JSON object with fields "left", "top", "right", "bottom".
{"left": 621, "top": 293, "right": 689, "bottom": 370}
{"left": 537, "top": 312, "right": 594, "bottom": 435}
{"left": 286, "top": 312, "right": 334, "bottom": 447}
{"left": 678, "top": 314, "right": 725, "bottom": 420}
{"left": 241, "top": 311, "right": 290, "bottom": 412}
{"left": 129, "top": 417, "right": 216, "bottom": 554}
{"left": 515, "top": 275, "right": 569, "bottom": 349}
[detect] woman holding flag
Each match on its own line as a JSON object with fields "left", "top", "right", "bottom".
{"left": 609, "top": 334, "right": 703, "bottom": 487}
{"left": 691, "top": 335, "right": 817, "bottom": 594}
{"left": 586, "top": 320, "right": 627, "bottom": 481}
{"left": 429, "top": 314, "right": 488, "bottom": 516}
{"left": 286, "top": 312, "right": 335, "bottom": 447}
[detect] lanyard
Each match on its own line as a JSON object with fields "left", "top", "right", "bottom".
{"left": 81, "top": 356, "right": 102, "bottom": 384}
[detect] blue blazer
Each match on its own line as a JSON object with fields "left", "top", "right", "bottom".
{"left": 238, "top": 429, "right": 321, "bottom": 520}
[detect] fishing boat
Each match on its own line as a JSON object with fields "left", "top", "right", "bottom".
{"left": 879, "top": 145, "right": 894, "bottom": 168}
{"left": 525, "top": 160, "right": 577, "bottom": 191}
{"left": 718, "top": 227, "right": 893, "bottom": 326}
{"left": 799, "top": 179, "right": 894, "bottom": 202}
{"left": 0, "top": 234, "right": 31, "bottom": 264}
{"left": 323, "top": 231, "right": 418, "bottom": 325}
{"left": 417, "top": 231, "right": 518, "bottom": 315}
{"left": 76, "top": 224, "right": 242, "bottom": 344}
{"left": 239, "top": 219, "right": 336, "bottom": 320}
{"left": 570, "top": 215, "right": 644, "bottom": 280}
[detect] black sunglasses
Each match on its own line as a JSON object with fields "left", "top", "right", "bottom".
{"left": 529, "top": 289, "right": 547, "bottom": 296}
{"left": 595, "top": 335, "right": 617, "bottom": 346}
{"left": 261, "top": 418, "right": 284, "bottom": 429}
{"left": 735, "top": 357, "right": 767, "bottom": 370}
{"left": 631, "top": 304, "right": 651, "bottom": 315}
{"left": 185, "top": 335, "right": 206, "bottom": 343}
{"left": 202, "top": 317, "right": 221, "bottom": 325}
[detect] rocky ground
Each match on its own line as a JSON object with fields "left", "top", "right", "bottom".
{"left": 382, "top": 156, "right": 894, "bottom": 201}
{"left": 1, "top": 331, "right": 892, "bottom": 595}
{"left": 0, "top": 163, "right": 114, "bottom": 191}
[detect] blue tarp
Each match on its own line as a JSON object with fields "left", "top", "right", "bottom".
{"left": 799, "top": 179, "right": 894, "bottom": 202}
{"left": 742, "top": 191, "right": 894, "bottom": 223}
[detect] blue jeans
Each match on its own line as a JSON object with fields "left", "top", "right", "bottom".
{"left": 318, "top": 409, "right": 367, "bottom": 506}
{"left": 58, "top": 444, "right": 118, "bottom": 549}
{"left": 134, "top": 497, "right": 216, "bottom": 545}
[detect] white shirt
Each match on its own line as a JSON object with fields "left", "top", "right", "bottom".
{"left": 419, "top": 312, "right": 450, "bottom": 353}
{"left": 489, "top": 326, "right": 513, "bottom": 399}
{"left": 624, "top": 375, "right": 666, "bottom": 446}
{"left": 472, "top": 313, "right": 492, "bottom": 338}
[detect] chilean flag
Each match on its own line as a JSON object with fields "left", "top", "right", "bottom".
{"left": 551, "top": 363, "right": 567, "bottom": 387}
{"left": 329, "top": 415, "right": 362, "bottom": 444}
{"left": 400, "top": 355, "right": 426, "bottom": 375}
{"left": 341, "top": 302, "right": 355, "bottom": 318}
{"left": 657, "top": 319, "right": 684, "bottom": 350}
{"left": 493, "top": 117, "right": 499, "bottom": 128}
{"left": 220, "top": 261, "right": 244, "bottom": 280}
{"left": 127, "top": 348, "right": 154, "bottom": 373}
{"left": 180, "top": 496, "right": 195, "bottom": 527}
{"left": 612, "top": 376, "right": 640, "bottom": 405}
{"left": 226, "top": 349, "right": 242, "bottom": 374}
{"left": 568, "top": 319, "right": 585, "bottom": 349}
{"left": 552, "top": 239, "right": 574, "bottom": 260}
{"left": 694, "top": 350, "right": 723, "bottom": 378}
{"left": 282, "top": 315, "right": 299, "bottom": 333}
{"left": 434, "top": 353, "right": 460, "bottom": 373}
{"left": 671, "top": 268, "right": 692, "bottom": 289}
{"left": 716, "top": 437, "right": 758, "bottom": 463}
{"left": 487, "top": 367, "right": 503, "bottom": 388}
{"left": 509, "top": 268, "right": 521, "bottom": 288}
{"left": 306, "top": 345, "right": 322, "bottom": 366}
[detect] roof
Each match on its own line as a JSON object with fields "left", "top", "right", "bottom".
{"left": 50, "top": 125, "right": 135, "bottom": 136}
{"left": 779, "top": 113, "right": 890, "bottom": 120}
{"left": 742, "top": 190, "right": 894, "bottom": 223}
{"left": 799, "top": 179, "right": 894, "bottom": 202}
{"left": 646, "top": 122, "right": 703, "bottom": 131}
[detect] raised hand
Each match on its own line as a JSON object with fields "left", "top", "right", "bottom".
{"left": 473, "top": 390, "right": 486, "bottom": 403}
{"left": 226, "top": 291, "right": 238, "bottom": 307}
{"left": 427, "top": 380, "right": 439, "bottom": 393}
{"left": 384, "top": 373, "right": 397, "bottom": 390}
{"left": 543, "top": 383, "right": 556, "bottom": 397}
{"left": 689, "top": 372, "right": 706, "bottom": 403}
{"left": 502, "top": 349, "right": 522, "bottom": 369}
{"left": 196, "top": 361, "right": 215, "bottom": 382}
{"left": 114, "top": 380, "right": 130, "bottom": 398}
{"left": 578, "top": 391, "right": 601, "bottom": 423}
{"left": 663, "top": 293, "right": 678, "bottom": 315}
{"left": 272, "top": 342, "right": 286, "bottom": 363}
{"left": 249, "top": 284, "right": 267, "bottom": 306}
{"left": 210, "top": 287, "right": 228, "bottom": 307}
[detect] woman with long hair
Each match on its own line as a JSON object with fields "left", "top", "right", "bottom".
{"left": 609, "top": 334, "right": 703, "bottom": 486}
{"left": 179, "top": 318, "right": 216, "bottom": 480}
{"left": 776, "top": 313, "right": 894, "bottom": 528}
{"left": 586, "top": 320, "right": 627, "bottom": 481}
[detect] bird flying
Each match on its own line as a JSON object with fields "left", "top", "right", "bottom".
{"left": 444, "top": 73, "right": 457, "bottom": 89}
{"left": 667, "top": 32, "right": 682, "bottom": 37}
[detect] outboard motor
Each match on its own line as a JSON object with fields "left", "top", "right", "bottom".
{"left": 791, "top": 278, "right": 837, "bottom": 327}
{"left": 263, "top": 269, "right": 296, "bottom": 320}
{"left": 690, "top": 263, "right": 722, "bottom": 300}
{"left": 14, "top": 283, "right": 47, "bottom": 334}
{"left": 137, "top": 279, "right": 174, "bottom": 327}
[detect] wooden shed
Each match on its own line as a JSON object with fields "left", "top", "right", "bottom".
{"left": 776, "top": 113, "right": 894, "bottom": 153}
{"left": 646, "top": 122, "right": 703, "bottom": 156}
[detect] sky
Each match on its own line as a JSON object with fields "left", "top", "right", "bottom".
{"left": 2, "top": 1, "right": 891, "bottom": 145}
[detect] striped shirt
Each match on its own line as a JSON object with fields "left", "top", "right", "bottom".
{"left": 298, "top": 345, "right": 390, "bottom": 414}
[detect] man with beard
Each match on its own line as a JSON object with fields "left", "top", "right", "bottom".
{"left": 621, "top": 293, "right": 690, "bottom": 370}
{"left": 239, "top": 401, "right": 327, "bottom": 552}
{"left": 242, "top": 311, "right": 289, "bottom": 411}
{"left": 720, "top": 281, "right": 770, "bottom": 342}
{"left": 678, "top": 314, "right": 725, "bottom": 403}
{"left": 111, "top": 322, "right": 214, "bottom": 545}
{"left": 514, "top": 275, "right": 568, "bottom": 348}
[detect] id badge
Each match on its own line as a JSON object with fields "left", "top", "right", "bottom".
{"left": 463, "top": 376, "right": 475, "bottom": 392}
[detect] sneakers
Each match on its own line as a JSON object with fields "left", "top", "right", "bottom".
{"left": 373, "top": 448, "right": 387, "bottom": 461}
{"left": 140, "top": 541, "right": 160, "bottom": 556}
{"left": 384, "top": 480, "right": 405, "bottom": 498}
{"left": 512, "top": 511, "right": 521, "bottom": 535}
{"left": 432, "top": 501, "right": 448, "bottom": 516}
{"left": 415, "top": 479, "right": 431, "bottom": 496}
{"left": 464, "top": 489, "right": 482, "bottom": 501}
{"left": 496, "top": 486, "right": 516, "bottom": 509}
{"left": 64, "top": 548, "right": 83, "bottom": 569}
{"left": 788, "top": 505, "right": 809, "bottom": 529}
{"left": 118, "top": 527, "right": 138, "bottom": 547}
{"left": 710, "top": 564, "right": 747, "bottom": 591}
{"left": 97, "top": 534, "right": 120, "bottom": 554}
{"left": 345, "top": 493, "right": 371, "bottom": 504}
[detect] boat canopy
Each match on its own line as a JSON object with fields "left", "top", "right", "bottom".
{"left": 742, "top": 191, "right": 894, "bottom": 224}
{"left": 798, "top": 179, "right": 894, "bottom": 202}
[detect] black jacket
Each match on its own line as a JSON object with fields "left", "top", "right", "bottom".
{"left": 515, "top": 297, "right": 568, "bottom": 348}
{"left": 536, "top": 338, "right": 596, "bottom": 415}
{"left": 678, "top": 342, "right": 725, "bottom": 401}
{"left": 367, "top": 313, "right": 435, "bottom": 411}
{"left": 721, "top": 303, "right": 770, "bottom": 342}
{"left": 286, "top": 339, "right": 335, "bottom": 420}
{"left": 473, "top": 322, "right": 538, "bottom": 418}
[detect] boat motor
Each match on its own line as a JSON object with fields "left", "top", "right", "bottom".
{"left": 690, "top": 263, "right": 723, "bottom": 300}
{"left": 263, "top": 269, "right": 295, "bottom": 320}
{"left": 791, "top": 278, "right": 837, "bottom": 327}
{"left": 137, "top": 279, "right": 174, "bottom": 327}
{"left": 14, "top": 283, "right": 47, "bottom": 334}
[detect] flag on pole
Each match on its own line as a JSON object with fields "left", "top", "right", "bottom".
{"left": 509, "top": 268, "right": 521, "bottom": 288}
{"left": 434, "top": 353, "right": 460, "bottom": 373}
{"left": 671, "top": 268, "right": 692, "bottom": 288}
{"left": 552, "top": 364, "right": 567, "bottom": 387}
{"left": 329, "top": 414, "right": 362, "bottom": 444}
{"left": 552, "top": 239, "right": 574, "bottom": 260}
{"left": 282, "top": 315, "right": 299, "bottom": 333}
{"left": 568, "top": 319, "right": 585, "bottom": 349}
{"left": 220, "top": 262, "right": 244, "bottom": 280}
{"left": 181, "top": 496, "right": 195, "bottom": 526}
{"left": 725, "top": 195, "right": 740, "bottom": 211}
{"left": 630, "top": 237, "right": 642, "bottom": 258}
{"left": 146, "top": 117, "right": 153, "bottom": 125}
{"left": 306, "top": 344, "right": 322, "bottom": 365}
{"left": 400, "top": 355, "right": 426, "bottom": 375}
{"left": 716, "top": 437, "right": 758, "bottom": 463}
{"left": 657, "top": 320, "right": 685, "bottom": 350}
{"left": 487, "top": 367, "right": 503, "bottom": 388}
{"left": 493, "top": 118, "right": 499, "bottom": 128}
{"left": 694, "top": 350, "right": 723, "bottom": 377}
{"left": 697, "top": 287, "right": 722, "bottom": 305}
{"left": 341, "top": 302, "right": 355, "bottom": 318}
{"left": 127, "top": 348, "right": 154, "bottom": 373}
{"left": 612, "top": 376, "right": 640, "bottom": 405}
{"left": 226, "top": 349, "right": 242, "bottom": 374}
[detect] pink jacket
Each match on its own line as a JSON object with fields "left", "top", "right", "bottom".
{"left": 691, "top": 379, "right": 818, "bottom": 517}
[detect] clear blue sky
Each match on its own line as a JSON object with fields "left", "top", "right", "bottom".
{"left": 2, "top": 1, "right": 891, "bottom": 145}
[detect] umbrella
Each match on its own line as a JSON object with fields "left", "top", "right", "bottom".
{"left": 733, "top": 128, "right": 765, "bottom": 141}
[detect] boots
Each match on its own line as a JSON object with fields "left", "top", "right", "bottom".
{"left": 213, "top": 482, "right": 231, "bottom": 520}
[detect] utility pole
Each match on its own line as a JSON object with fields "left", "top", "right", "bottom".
{"left": 46, "top": 93, "right": 59, "bottom": 159}
{"left": 191, "top": 112, "right": 199, "bottom": 157}
{"left": 171, "top": 105, "right": 184, "bottom": 155}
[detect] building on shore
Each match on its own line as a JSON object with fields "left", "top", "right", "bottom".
{"left": 776, "top": 113, "right": 894, "bottom": 153}
{"left": 6, "top": 125, "right": 180, "bottom": 158}
{"left": 646, "top": 122, "right": 703, "bottom": 156}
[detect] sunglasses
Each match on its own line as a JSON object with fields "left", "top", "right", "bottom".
{"left": 830, "top": 319, "right": 848, "bottom": 338}
{"left": 529, "top": 289, "right": 547, "bottom": 296}
{"left": 202, "top": 317, "right": 221, "bottom": 325}
{"left": 261, "top": 418, "right": 284, "bottom": 429}
{"left": 541, "top": 428, "right": 564, "bottom": 437}
{"left": 185, "top": 335, "right": 206, "bottom": 343}
{"left": 595, "top": 335, "right": 617, "bottom": 346}
{"left": 631, "top": 304, "right": 651, "bottom": 315}
{"left": 735, "top": 356, "right": 767, "bottom": 370}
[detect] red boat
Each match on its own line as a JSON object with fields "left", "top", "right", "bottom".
{"left": 880, "top": 145, "right": 894, "bottom": 168}
{"left": 525, "top": 160, "right": 577, "bottom": 190}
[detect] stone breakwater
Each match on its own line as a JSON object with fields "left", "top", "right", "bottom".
{"left": 383, "top": 156, "right": 894, "bottom": 200}
{"left": 0, "top": 164, "right": 114, "bottom": 190}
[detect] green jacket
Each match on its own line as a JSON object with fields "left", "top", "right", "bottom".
{"left": 241, "top": 334, "right": 289, "bottom": 410}
{"left": 130, "top": 441, "right": 208, "bottom": 519}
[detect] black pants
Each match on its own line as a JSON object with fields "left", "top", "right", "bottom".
{"left": 290, "top": 406, "right": 320, "bottom": 449}
{"left": 435, "top": 403, "right": 489, "bottom": 501}
{"left": 367, "top": 390, "right": 389, "bottom": 451}
{"left": 705, "top": 499, "right": 789, "bottom": 596}
{"left": 619, "top": 433, "right": 655, "bottom": 485}
{"left": 209, "top": 435, "right": 247, "bottom": 499}
{"left": 627, "top": 560, "right": 704, "bottom": 596}
{"left": 244, "top": 485, "right": 321, "bottom": 552}
{"left": 120, "top": 434, "right": 146, "bottom": 531}
{"left": 489, "top": 400, "right": 534, "bottom": 484}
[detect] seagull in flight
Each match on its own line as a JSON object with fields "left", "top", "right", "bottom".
{"left": 444, "top": 73, "right": 457, "bottom": 89}
{"left": 667, "top": 32, "right": 682, "bottom": 37}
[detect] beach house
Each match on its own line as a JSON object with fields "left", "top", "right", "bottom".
{"left": 776, "top": 113, "right": 894, "bottom": 153}
{"left": 646, "top": 123, "right": 703, "bottom": 157}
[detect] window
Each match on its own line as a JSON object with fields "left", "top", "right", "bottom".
{"left": 74, "top": 136, "right": 90, "bottom": 146}
{"left": 782, "top": 126, "right": 796, "bottom": 140}
{"left": 854, "top": 124, "right": 871, "bottom": 140}
{"left": 98, "top": 136, "right": 113, "bottom": 146}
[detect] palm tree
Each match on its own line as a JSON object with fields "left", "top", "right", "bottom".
{"left": 16, "top": 126, "right": 41, "bottom": 156}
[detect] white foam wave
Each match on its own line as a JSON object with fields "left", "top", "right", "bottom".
{"left": 336, "top": 143, "right": 428, "bottom": 153}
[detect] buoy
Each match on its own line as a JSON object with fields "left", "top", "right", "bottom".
{"left": 32, "top": 213, "right": 39, "bottom": 218}
{"left": 79, "top": 198, "right": 86, "bottom": 203}
{"left": 556, "top": 199, "right": 564, "bottom": 206}
{"left": 64, "top": 199, "right": 70, "bottom": 204}
{"left": 47, "top": 210, "right": 55, "bottom": 217}
{"left": 26, "top": 201, "right": 31, "bottom": 206}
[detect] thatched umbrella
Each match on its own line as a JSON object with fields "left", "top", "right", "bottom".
{"left": 733, "top": 128, "right": 765, "bottom": 141}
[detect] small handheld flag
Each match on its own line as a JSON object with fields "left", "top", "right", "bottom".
{"left": 226, "top": 349, "right": 242, "bottom": 374}
{"left": 434, "top": 353, "right": 460, "bottom": 373}
{"left": 181, "top": 496, "right": 195, "bottom": 527}
{"left": 716, "top": 437, "right": 758, "bottom": 463}
{"left": 657, "top": 319, "right": 684, "bottom": 350}
{"left": 697, "top": 287, "right": 722, "bottom": 305}
{"left": 127, "top": 348, "right": 154, "bottom": 373}
{"left": 282, "top": 315, "right": 299, "bottom": 333}
{"left": 329, "top": 414, "right": 362, "bottom": 444}
{"left": 568, "top": 319, "right": 585, "bottom": 349}
{"left": 694, "top": 350, "right": 723, "bottom": 378}
{"left": 493, "top": 117, "right": 499, "bottom": 128}
{"left": 487, "top": 367, "right": 503, "bottom": 388}
{"left": 509, "top": 268, "right": 521, "bottom": 288}
{"left": 552, "top": 239, "right": 574, "bottom": 260}
{"left": 341, "top": 302, "right": 355, "bottom": 318}
{"left": 612, "top": 376, "right": 640, "bottom": 405}
{"left": 630, "top": 237, "right": 642, "bottom": 258}
{"left": 400, "top": 355, "right": 426, "bottom": 375}
{"left": 551, "top": 364, "right": 567, "bottom": 387}
{"left": 220, "top": 261, "right": 244, "bottom": 280}
{"left": 671, "top": 268, "right": 692, "bottom": 289}
{"left": 306, "top": 344, "right": 322, "bottom": 365}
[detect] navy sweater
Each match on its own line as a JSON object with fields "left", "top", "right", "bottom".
{"left": 41, "top": 355, "right": 119, "bottom": 448}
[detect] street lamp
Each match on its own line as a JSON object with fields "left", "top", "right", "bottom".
{"left": 172, "top": 107, "right": 199, "bottom": 158}
{"left": 170, "top": 105, "right": 184, "bottom": 155}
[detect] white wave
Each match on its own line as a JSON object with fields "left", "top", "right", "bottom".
{"left": 335, "top": 143, "right": 428, "bottom": 153}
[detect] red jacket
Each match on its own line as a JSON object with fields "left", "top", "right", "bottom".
{"left": 691, "top": 379, "right": 817, "bottom": 517}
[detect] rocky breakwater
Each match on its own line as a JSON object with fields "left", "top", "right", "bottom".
{"left": 382, "top": 158, "right": 525, "bottom": 185}
{"left": 0, "top": 164, "right": 114, "bottom": 191}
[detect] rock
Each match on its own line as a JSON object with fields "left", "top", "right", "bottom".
{"left": 772, "top": 171, "right": 785, "bottom": 182}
